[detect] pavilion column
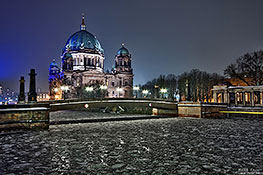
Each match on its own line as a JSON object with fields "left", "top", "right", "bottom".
{"left": 259, "top": 91, "right": 263, "bottom": 106}
{"left": 242, "top": 91, "right": 246, "bottom": 106}
{"left": 251, "top": 91, "right": 254, "bottom": 106}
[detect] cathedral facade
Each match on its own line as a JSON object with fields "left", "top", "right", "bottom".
{"left": 49, "top": 15, "right": 133, "bottom": 100}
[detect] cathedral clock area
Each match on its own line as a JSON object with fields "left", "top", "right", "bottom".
{"left": 49, "top": 14, "right": 134, "bottom": 100}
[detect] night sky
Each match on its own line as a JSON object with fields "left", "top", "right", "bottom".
{"left": 1, "top": 0, "right": 263, "bottom": 92}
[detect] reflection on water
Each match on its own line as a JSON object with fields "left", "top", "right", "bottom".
{"left": 1, "top": 112, "right": 263, "bottom": 174}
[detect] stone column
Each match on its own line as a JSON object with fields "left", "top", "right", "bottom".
{"left": 253, "top": 91, "right": 255, "bottom": 106}
{"left": 28, "top": 69, "right": 37, "bottom": 102}
{"left": 261, "top": 92, "right": 263, "bottom": 106}
{"left": 18, "top": 76, "right": 25, "bottom": 103}
{"left": 242, "top": 92, "right": 245, "bottom": 106}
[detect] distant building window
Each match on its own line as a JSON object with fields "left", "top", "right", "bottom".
{"left": 112, "top": 91, "right": 115, "bottom": 95}
{"left": 112, "top": 82, "right": 115, "bottom": 87}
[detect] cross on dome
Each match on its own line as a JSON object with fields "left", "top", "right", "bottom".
{"left": 80, "top": 13, "right": 86, "bottom": 31}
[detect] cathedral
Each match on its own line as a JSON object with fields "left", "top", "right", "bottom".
{"left": 49, "top": 15, "right": 133, "bottom": 100}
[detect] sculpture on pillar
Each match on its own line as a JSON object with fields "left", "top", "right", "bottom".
{"left": 186, "top": 79, "right": 191, "bottom": 101}
{"left": 28, "top": 69, "right": 37, "bottom": 102}
{"left": 18, "top": 76, "right": 25, "bottom": 103}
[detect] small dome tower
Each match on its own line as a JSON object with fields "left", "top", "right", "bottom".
{"left": 49, "top": 59, "right": 60, "bottom": 76}
{"left": 115, "top": 43, "right": 132, "bottom": 73}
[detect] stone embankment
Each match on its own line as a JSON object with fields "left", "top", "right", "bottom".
{"left": 0, "top": 104, "right": 49, "bottom": 130}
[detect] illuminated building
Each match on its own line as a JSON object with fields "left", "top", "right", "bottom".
{"left": 212, "top": 85, "right": 263, "bottom": 106}
{"left": 37, "top": 92, "right": 50, "bottom": 101}
{"left": 49, "top": 14, "right": 133, "bottom": 99}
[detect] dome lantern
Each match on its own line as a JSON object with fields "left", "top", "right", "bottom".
{"left": 80, "top": 13, "right": 86, "bottom": 31}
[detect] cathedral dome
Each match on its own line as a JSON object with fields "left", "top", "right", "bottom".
{"left": 49, "top": 60, "right": 60, "bottom": 75}
{"left": 117, "top": 44, "right": 130, "bottom": 56}
{"left": 64, "top": 30, "right": 104, "bottom": 54}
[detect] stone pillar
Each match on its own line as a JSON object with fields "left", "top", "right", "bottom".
{"left": 242, "top": 92, "right": 245, "bottom": 106}
{"left": 251, "top": 91, "right": 255, "bottom": 107}
{"left": 18, "top": 76, "right": 25, "bottom": 103}
{"left": 28, "top": 69, "right": 37, "bottom": 102}
{"left": 261, "top": 92, "right": 263, "bottom": 106}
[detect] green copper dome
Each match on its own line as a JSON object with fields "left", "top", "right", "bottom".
{"left": 117, "top": 44, "right": 130, "bottom": 56}
{"left": 64, "top": 30, "right": 104, "bottom": 54}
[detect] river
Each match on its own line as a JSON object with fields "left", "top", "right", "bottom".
{"left": 1, "top": 111, "right": 263, "bottom": 174}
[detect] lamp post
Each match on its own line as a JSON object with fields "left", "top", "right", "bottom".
{"left": 142, "top": 90, "right": 149, "bottom": 98}
{"left": 61, "top": 85, "right": 69, "bottom": 99}
{"left": 133, "top": 86, "right": 139, "bottom": 98}
{"left": 85, "top": 86, "right": 94, "bottom": 98}
{"left": 54, "top": 88, "right": 58, "bottom": 93}
{"left": 154, "top": 85, "right": 159, "bottom": 99}
{"left": 100, "top": 85, "right": 107, "bottom": 98}
{"left": 160, "top": 88, "right": 167, "bottom": 99}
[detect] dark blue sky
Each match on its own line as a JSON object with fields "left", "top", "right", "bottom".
{"left": 1, "top": 0, "right": 263, "bottom": 92}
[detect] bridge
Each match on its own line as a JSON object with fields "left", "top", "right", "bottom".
{"left": 0, "top": 98, "right": 227, "bottom": 130}
{"left": 49, "top": 98, "right": 178, "bottom": 112}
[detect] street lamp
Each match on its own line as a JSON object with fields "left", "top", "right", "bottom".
{"left": 61, "top": 85, "right": 69, "bottom": 99}
{"left": 100, "top": 85, "right": 107, "bottom": 98}
{"left": 142, "top": 90, "right": 149, "bottom": 98}
{"left": 133, "top": 86, "right": 140, "bottom": 98}
{"left": 154, "top": 85, "right": 159, "bottom": 99}
{"left": 85, "top": 86, "right": 94, "bottom": 98}
{"left": 100, "top": 85, "right": 107, "bottom": 90}
{"left": 54, "top": 88, "right": 58, "bottom": 92}
{"left": 160, "top": 88, "right": 167, "bottom": 99}
{"left": 85, "top": 86, "right": 94, "bottom": 92}
{"left": 61, "top": 85, "right": 69, "bottom": 91}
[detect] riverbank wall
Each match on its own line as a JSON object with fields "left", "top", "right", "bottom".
{"left": 0, "top": 104, "right": 49, "bottom": 131}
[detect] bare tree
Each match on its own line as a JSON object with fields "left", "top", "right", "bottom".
{"left": 224, "top": 50, "right": 263, "bottom": 85}
{"left": 178, "top": 69, "right": 223, "bottom": 102}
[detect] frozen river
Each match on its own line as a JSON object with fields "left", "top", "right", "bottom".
{"left": 1, "top": 111, "right": 263, "bottom": 174}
